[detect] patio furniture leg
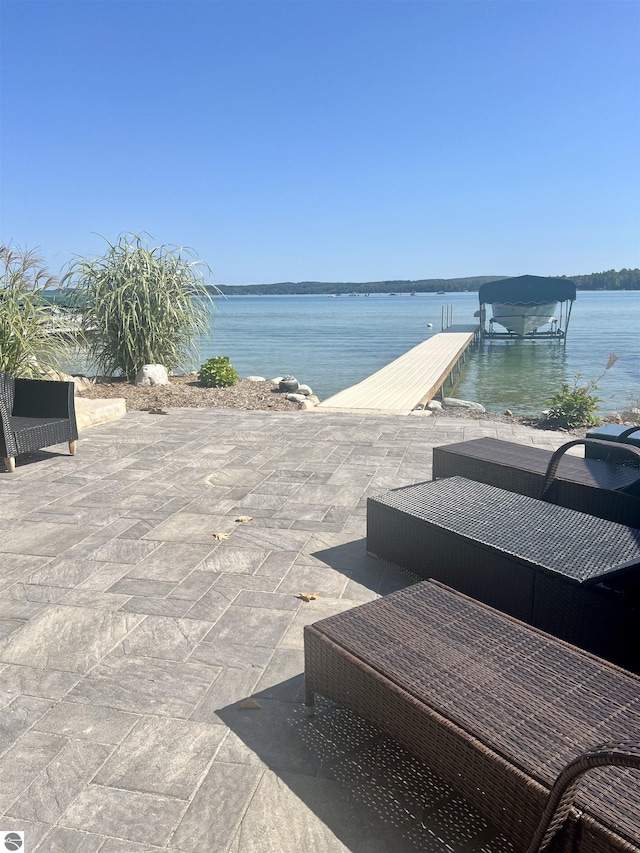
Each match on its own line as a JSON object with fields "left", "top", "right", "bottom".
{"left": 305, "top": 686, "right": 315, "bottom": 717}
{"left": 3, "top": 456, "right": 15, "bottom": 473}
{"left": 69, "top": 439, "right": 77, "bottom": 455}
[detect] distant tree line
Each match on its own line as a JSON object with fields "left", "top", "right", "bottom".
{"left": 560, "top": 268, "right": 640, "bottom": 291}
{"left": 215, "top": 276, "right": 503, "bottom": 296}
{"left": 214, "top": 269, "right": 640, "bottom": 295}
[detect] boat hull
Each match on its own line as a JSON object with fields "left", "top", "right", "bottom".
{"left": 489, "top": 301, "right": 558, "bottom": 337}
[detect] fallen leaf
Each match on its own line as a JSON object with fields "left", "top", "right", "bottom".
{"left": 298, "top": 591, "right": 320, "bottom": 602}
{"left": 240, "top": 698, "right": 261, "bottom": 709}
{"left": 235, "top": 515, "right": 253, "bottom": 523}
{"left": 147, "top": 407, "right": 168, "bottom": 415}
{"left": 212, "top": 532, "right": 229, "bottom": 541}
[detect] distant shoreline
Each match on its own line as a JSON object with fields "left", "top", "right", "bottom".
{"left": 213, "top": 269, "right": 639, "bottom": 296}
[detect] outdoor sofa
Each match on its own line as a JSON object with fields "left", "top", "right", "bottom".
{"left": 431, "top": 437, "right": 640, "bottom": 526}
{"left": 366, "top": 476, "right": 640, "bottom": 671}
{"left": 304, "top": 579, "right": 640, "bottom": 853}
{"left": 0, "top": 370, "right": 78, "bottom": 472}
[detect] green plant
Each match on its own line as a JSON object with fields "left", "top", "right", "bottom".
{"left": 197, "top": 355, "right": 239, "bottom": 387}
{"left": 62, "top": 233, "right": 217, "bottom": 379}
{"left": 0, "top": 244, "right": 74, "bottom": 377}
{"left": 542, "top": 354, "right": 619, "bottom": 430}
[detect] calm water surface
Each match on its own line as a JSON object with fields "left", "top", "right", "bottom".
{"left": 200, "top": 291, "right": 639, "bottom": 415}
{"left": 65, "top": 291, "right": 639, "bottom": 415}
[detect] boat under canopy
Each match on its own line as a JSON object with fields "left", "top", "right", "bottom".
{"left": 478, "top": 275, "right": 576, "bottom": 340}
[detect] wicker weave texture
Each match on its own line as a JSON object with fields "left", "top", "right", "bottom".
{"left": 432, "top": 438, "right": 640, "bottom": 524}
{"left": 366, "top": 477, "right": 640, "bottom": 669}
{"left": 304, "top": 581, "right": 640, "bottom": 852}
{"left": 368, "top": 477, "right": 640, "bottom": 583}
{"left": 0, "top": 371, "right": 78, "bottom": 463}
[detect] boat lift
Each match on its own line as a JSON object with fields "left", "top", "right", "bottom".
{"left": 477, "top": 276, "right": 577, "bottom": 343}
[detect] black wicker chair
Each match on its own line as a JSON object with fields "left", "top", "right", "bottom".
{"left": 0, "top": 371, "right": 78, "bottom": 472}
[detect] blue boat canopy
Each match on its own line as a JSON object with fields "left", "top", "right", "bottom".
{"left": 479, "top": 275, "right": 576, "bottom": 306}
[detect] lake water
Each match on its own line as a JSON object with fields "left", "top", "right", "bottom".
{"left": 65, "top": 290, "right": 640, "bottom": 416}
{"left": 198, "top": 291, "right": 638, "bottom": 415}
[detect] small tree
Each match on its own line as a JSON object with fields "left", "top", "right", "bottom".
{"left": 542, "top": 353, "right": 619, "bottom": 430}
{"left": 62, "top": 233, "right": 217, "bottom": 379}
{"left": 0, "top": 245, "right": 72, "bottom": 377}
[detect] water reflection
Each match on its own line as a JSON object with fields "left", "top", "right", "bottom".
{"left": 455, "top": 338, "right": 568, "bottom": 415}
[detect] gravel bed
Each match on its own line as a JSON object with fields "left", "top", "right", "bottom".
{"left": 77, "top": 375, "right": 302, "bottom": 412}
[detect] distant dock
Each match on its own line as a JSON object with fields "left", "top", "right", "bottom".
{"left": 317, "top": 324, "right": 480, "bottom": 414}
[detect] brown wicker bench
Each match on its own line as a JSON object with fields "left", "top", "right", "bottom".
{"left": 304, "top": 580, "right": 640, "bottom": 853}
{"left": 366, "top": 476, "right": 640, "bottom": 671}
{"left": 432, "top": 437, "right": 640, "bottom": 525}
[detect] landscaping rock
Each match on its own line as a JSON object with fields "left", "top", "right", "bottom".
{"left": 427, "top": 400, "right": 443, "bottom": 411}
{"left": 135, "top": 364, "right": 170, "bottom": 386}
{"left": 279, "top": 376, "right": 300, "bottom": 393}
{"left": 246, "top": 376, "right": 266, "bottom": 382}
{"left": 72, "top": 375, "right": 95, "bottom": 393}
{"left": 442, "top": 397, "right": 486, "bottom": 413}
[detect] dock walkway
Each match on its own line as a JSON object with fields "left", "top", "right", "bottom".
{"left": 317, "top": 329, "right": 478, "bottom": 414}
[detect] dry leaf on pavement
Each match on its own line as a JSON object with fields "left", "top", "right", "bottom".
{"left": 297, "top": 592, "right": 320, "bottom": 602}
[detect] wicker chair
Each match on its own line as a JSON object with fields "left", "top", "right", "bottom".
{"left": 585, "top": 424, "right": 640, "bottom": 462}
{"left": 0, "top": 371, "right": 78, "bottom": 472}
{"left": 432, "top": 437, "right": 640, "bottom": 526}
{"left": 305, "top": 580, "right": 640, "bottom": 853}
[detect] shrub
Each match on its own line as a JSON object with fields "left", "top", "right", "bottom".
{"left": 542, "top": 353, "right": 618, "bottom": 430}
{"left": 0, "top": 245, "right": 73, "bottom": 376}
{"left": 198, "top": 355, "right": 239, "bottom": 387}
{"left": 62, "top": 233, "right": 217, "bottom": 379}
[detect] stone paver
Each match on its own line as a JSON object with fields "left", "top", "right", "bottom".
{"left": 0, "top": 407, "right": 569, "bottom": 852}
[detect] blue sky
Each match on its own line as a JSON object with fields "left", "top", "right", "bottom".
{"left": 1, "top": 0, "right": 638, "bottom": 284}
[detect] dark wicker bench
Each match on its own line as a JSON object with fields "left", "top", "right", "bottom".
{"left": 367, "top": 476, "right": 640, "bottom": 671}
{"left": 0, "top": 371, "right": 78, "bottom": 472}
{"left": 304, "top": 580, "right": 640, "bottom": 853}
{"left": 432, "top": 437, "right": 640, "bottom": 525}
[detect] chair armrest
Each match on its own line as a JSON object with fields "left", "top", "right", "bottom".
{"left": 12, "top": 378, "right": 76, "bottom": 420}
{"left": 540, "top": 438, "right": 640, "bottom": 500}
{"left": 0, "top": 395, "right": 12, "bottom": 439}
{"left": 620, "top": 426, "right": 640, "bottom": 440}
{"left": 526, "top": 740, "right": 640, "bottom": 853}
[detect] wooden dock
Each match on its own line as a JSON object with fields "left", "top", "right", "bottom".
{"left": 316, "top": 327, "right": 479, "bottom": 414}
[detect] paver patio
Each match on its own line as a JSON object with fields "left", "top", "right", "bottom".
{"left": 0, "top": 407, "right": 571, "bottom": 852}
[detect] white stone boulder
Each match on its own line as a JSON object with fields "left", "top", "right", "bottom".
{"left": 296, "top": 384, "right": 313, "bottom": 396}
{"left": 285, "top": 393, "right": 307, "bottom": 404}
{"left": 427, "top": 400, "right": 443, "bottom": 411}
{"left": 135, "top": 364, "right": 170, "bottom": 387}
{"left": 246, "top": 376, "right": 266, "bottom": 382}
{"left": 442, "top": 397, "right": 486, "bottom": 413}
